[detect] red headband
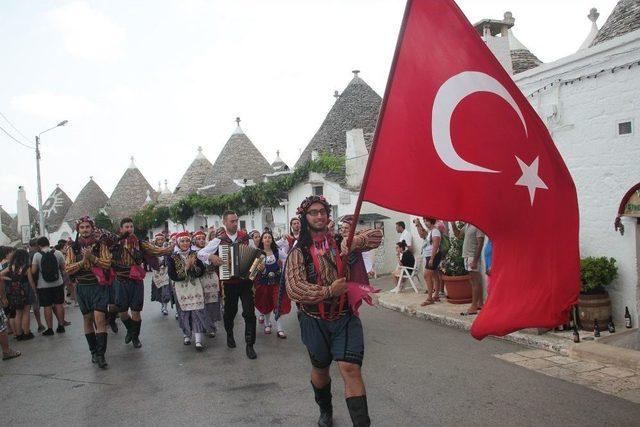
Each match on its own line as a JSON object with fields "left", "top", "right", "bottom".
{"left": 175, "top": 231, "right": 190, "bottom": 240}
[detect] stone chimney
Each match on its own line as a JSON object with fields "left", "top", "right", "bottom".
{"left": 473, "top": 12, "right": 515, "bottom": 74}
{"left": 345, "top": 128, "right": 368, "bottom": 188}
{"left": 17, "top": 186, "right": 30, "bottom": 242}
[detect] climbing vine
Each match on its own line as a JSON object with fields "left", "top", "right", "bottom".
{"left": 136, "top": 154, "right": 344, "bottom": 229}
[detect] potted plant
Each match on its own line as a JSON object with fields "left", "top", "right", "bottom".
{"left": 440, "top": 233, "right": 472, "bottom": 304}
{"left": 578, "top": 257, "right": 617, "bottom": 331}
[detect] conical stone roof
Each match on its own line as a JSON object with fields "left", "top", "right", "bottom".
{"left": 173, "top": 147, "right": 215, "bottom": 200}
{"left": 591, "top": 0, "right": 640, "bottom": 47}
{"left": 295, "top": 71, "right": 382, "bottom": 171}
{"left": 271, "top": 150, "right": 289, "bottom": 172}
{"left": 157, "top": 180, "right": 175, "bottom": 206}
{"left": 200, "top": 121, "right": 273, "bottom": 196}
{"left": 0, "top": 206, "right": 18, "bottom": 242}
{"left": 65, "top": 178, "right": 109, "bottom": 223}
{"left": 42, "top": 186, "right": 73, "bottom": 231}
{"left": 107, "top": 158, "right": 156, "bottom": 221}
{"left": 508, "top": 30, "right": 542, "bottom": 74}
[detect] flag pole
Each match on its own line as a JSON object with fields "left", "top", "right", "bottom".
{"left": 345, "top": 0, "right": 414, "bottom": 251}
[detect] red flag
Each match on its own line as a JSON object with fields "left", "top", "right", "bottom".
{"left": 358, "top": 0, "right": 580, "bottom": 339}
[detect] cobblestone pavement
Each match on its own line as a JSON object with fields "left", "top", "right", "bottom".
{"left": 495, "top": 349, "right": 640, "bottom": 404}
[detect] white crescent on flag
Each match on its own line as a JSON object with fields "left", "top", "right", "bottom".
{"left": 431, "top": 71, "right": 528, "bottom": 173}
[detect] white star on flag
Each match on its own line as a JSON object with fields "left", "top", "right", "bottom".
{"left": 515, "top": 156, "right": 548, "bottom": 206}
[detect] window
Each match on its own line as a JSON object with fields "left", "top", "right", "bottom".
{"left": 617, "top": 120, "right": 633, "bottom": 136}
{"left": 313, "top": 185, "right": 324, "bottom": 196}
{"left": 240, "top": 220, "right": 246, "bottom": 231}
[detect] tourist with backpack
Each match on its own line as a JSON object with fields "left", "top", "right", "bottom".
{"left": 31, "top": 237, "right": 67, "bottom": 336}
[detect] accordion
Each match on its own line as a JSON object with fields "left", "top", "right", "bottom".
{"left": 218, "top": 243, "right": 263, "bottom": 280}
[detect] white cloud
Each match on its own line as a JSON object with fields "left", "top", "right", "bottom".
{"left": 46, "top": 1, "right": 125, "bottom": 62}
{"left": 11, "top": 91, "right": 96, "bottom": 121}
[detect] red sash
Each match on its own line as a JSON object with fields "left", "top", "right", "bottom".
{"left": 309, "top": 235, "right": 346, "bottom": 320}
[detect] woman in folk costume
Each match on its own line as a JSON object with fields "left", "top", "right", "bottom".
{"left": 193, "top": 230, "right": 221, "bottom": 337}
{"left": 254, "top": 231, "right": 291, "bottom": 338}
{"left": 167, "top": 232, "right": 180, "bottom": 319}
{"left": 150, "top": 233, "right": 172, "bottom": 316}
{"left": 167, "top": 232, "right": 213, "bottom": 350}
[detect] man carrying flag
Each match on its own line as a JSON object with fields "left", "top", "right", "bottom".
{"left": 349, "top": 0, "right": 580, "bottom": 339}
{"left": 285, "top": 196, "right": 382, "bottom": 427}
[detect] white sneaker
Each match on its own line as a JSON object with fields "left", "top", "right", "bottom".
{"left": 183, "top": 336, "right": 191, "bottom": 345}
{"left": 208, "top": 331, "right": 216, "bottom": 338}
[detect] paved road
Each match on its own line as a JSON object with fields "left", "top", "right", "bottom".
{"left": 2, "top": 280, "right": 639, "bottom": 426}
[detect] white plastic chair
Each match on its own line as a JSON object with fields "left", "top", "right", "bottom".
{"left": 390, "top": 258, "right": 421, "bottom": 294}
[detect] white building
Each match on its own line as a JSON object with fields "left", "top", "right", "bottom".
{"left": 482, "top": 1, "right": 640, "bottom": 325}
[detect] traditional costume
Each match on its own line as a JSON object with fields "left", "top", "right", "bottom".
{"left": 150, "top": 233, "right": 172, "bottom": 315}
{"left": 167, "top": 232, "right": 212, "bottom": 350}
{"left": 65, "top": 216, "right": 113, "bottom": 369}
{"left": 197, "top": 226, "right": 257, "bottom": 359}
{"left": 111, "top": 232, "right": 171, "bottom": 348}
{"left": 193, "top": 230, "right": 221, "bottom": 337}
{"left": 254, "top": 249, "right": 290, "bottom": 337}
{"left": 285, "top": 196, "right": 382, "bottom": 427}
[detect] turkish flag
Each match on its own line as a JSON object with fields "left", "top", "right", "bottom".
{"left": 359, "top": 0, "right": 580, "bottom": 339}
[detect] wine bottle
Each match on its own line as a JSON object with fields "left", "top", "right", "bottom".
{"left": 625, "top": 307, "right": 632, "bottom": 328}
{"left": 572, "top": 326, "right": 580, "bottom": 343}
{"left": 608, "top": 316, "right": 615, "bottom": 333}
{"left": 593, "top": 319, "right": 601, "bottom": 337}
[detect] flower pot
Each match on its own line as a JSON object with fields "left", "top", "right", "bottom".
{"left": 443, "top": 274, "right": 472, "bottom": 304}
{"left": 578, "top": 291, "right": 612, "bottom": 331}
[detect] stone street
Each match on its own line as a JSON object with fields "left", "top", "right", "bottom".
{"left": 1, "top": 279, "right": 639, "bottom": 426}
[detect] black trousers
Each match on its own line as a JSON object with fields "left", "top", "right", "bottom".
{"left": 223, "top": 280, "right": 256, "bottom": 345}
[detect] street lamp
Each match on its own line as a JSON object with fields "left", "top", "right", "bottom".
{"left": 35, "top": 120, "right": 68, "bottom": 236}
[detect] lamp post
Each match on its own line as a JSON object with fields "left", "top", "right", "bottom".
{"left": 35, "top": 120, "right": 68, "bottom": 236}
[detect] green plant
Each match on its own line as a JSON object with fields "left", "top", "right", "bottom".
{"left": 94, "top": 211, "right": 115, "bottom": 232}
{"left": 440, "top": 235, "right": 467, "bottom": 276}
{"left": 580, "top": 256, "right": 618, "bottom": 293}
{"left": 126, "top": 154, "right": 345, "bottom": 228}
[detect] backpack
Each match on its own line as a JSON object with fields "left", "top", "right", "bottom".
{"left": 40, "top": 250, "right": 60, "bottom": 283}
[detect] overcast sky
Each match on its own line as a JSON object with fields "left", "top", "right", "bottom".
{"left": 0, "top": 0, "right": 617, "bottom": 212}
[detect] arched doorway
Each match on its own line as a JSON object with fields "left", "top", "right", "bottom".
{"left": 614, "top": 183, "right": 640, "bottom": 338}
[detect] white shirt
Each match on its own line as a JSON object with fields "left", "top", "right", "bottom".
{"left": 398, "top": 229, "right": 412, "bottom": 249}
{"left": 421, "top": 228, "right": 441, "bottom": 258}
{"left": 196, "top": 229, "right": 238, "bottom": 265}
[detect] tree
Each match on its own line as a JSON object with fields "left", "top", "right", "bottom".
{"left": 95, "top": 211, "right": 114, "bottom": 232}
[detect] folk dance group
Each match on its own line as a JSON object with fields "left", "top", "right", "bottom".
{"left": 61, "top": 194, "right": 380, "bottom": 426}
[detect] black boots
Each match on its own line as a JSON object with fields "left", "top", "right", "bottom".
{"left": 122, "top": 318, "right": 141, "bottom": 348}
{"left": 95, "top": 332, "right": 109, "bottom": 369}
{"left": 346, "top": 396, "right": 370, "bottom": 427}
{"left": 85, "top": 332, "right": 98, "bottom": 364}
{"left": 245, "top": 319, "right": 257, "bottom": 359}
{"left": 131, "top": 320, "right": 142, "bottom": 348}
{"left": 312, "top": 382, "right": 333, "bottom": 427}
{"left": 107, "top": 312, "right": 118, "bottom": 333}
{"left": 122, "top": 318, "right": 133, "bottom": 344}
{"left": 226, "top": 331, "right": 236, "bottom": 348}
{"left": 245, "top": 345, "right": 257, "bottom": 360}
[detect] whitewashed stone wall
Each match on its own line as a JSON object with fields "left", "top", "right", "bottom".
{"left": 515, "top": 30, "right": 640, "bottom": 325}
